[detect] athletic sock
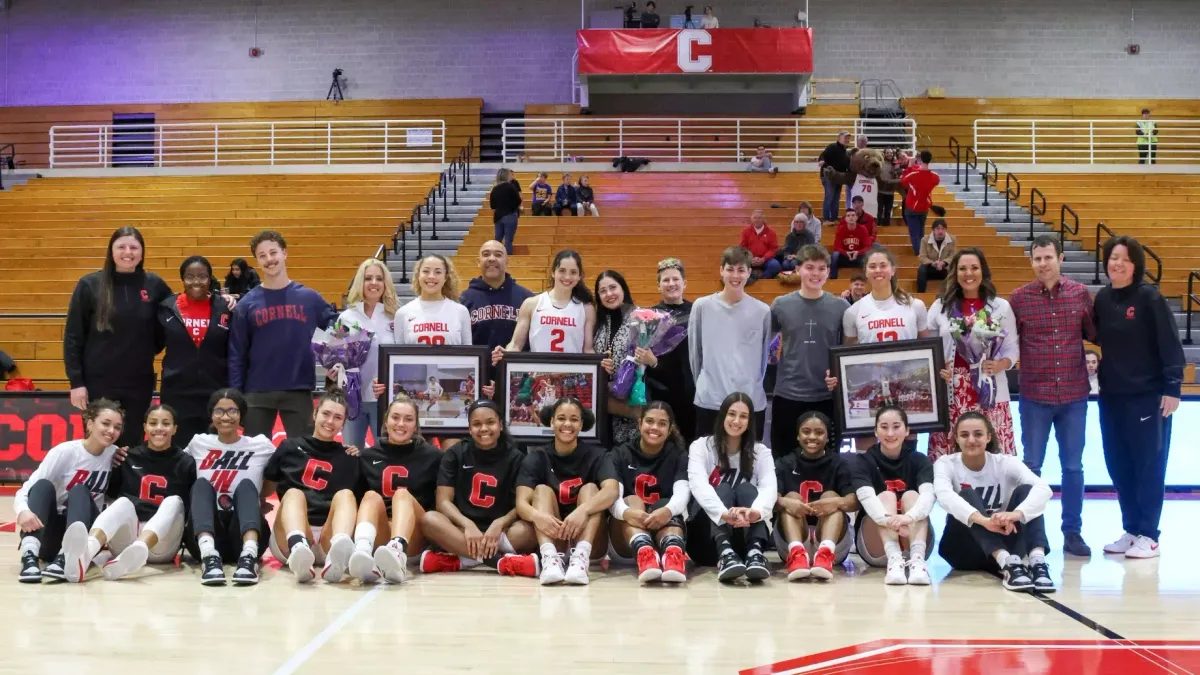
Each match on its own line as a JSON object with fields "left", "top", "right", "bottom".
{"left": 482, "top": 555, "right": 504, "bottom": 568}
{"left": 909, "top": 539, "right": 927, "bottom": 562}
{"left": 818, "top": 539, "right": 836, "bottom": 552}
{"left": 1028, "top": 548, "right": 1046, "bottom": 566}
{"left": 992, "top": 549, "right": 1011, "bottom": 567}
{"left": 241, "top": 540, "right": 259, "bottom": 558}
{"left": 629, "top": 533, "right": 654, "bottom": 554}
{"left": 330, "top": 533, "right": 352, "bottom": 548}
{"left": 1004, "top": 553, "right": 1022, "bottom": 567}
{"left": 86, "top": 535, "right": 102, "bottom": 562}
{"left": 198, "top": 534, "right": 218, "bottom": 559}
{"left": 540, "top": 543, "right": 558, "bottom": 559}
{"left": 20, "top": 536, "right": 40, "bottom": 557}
{"left": 287, "top": 531, "right": 308, "bottom": 551}
{"left": 659, "top": 535, "right": 685, "bottom": 555}
{"left": 883, "top": 540, "right": 902, "bottom": 561}
{"left": 353, "top": 522, "right": 376, "bottom": 554}
{"left": 573, "top": 540, "right": 592, "bottom": 561}
{"left": 458, "top": 557, "right": 484, "bottom": 568}
{"left": 713, "top": 526, "right": 733, "bottom": 553}
{"left": 391, "top": 536, "right": 408, "bottom": 553}
{"left": 788, "top": 541, "right": 804, "bottom": 552}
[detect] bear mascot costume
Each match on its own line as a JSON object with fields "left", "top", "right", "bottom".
{"left": 821, "top": 148, "right": 900, "bottom": 223}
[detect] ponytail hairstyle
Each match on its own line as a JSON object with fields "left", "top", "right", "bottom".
{"left": 538, "top": 397, "right": 596, "bottom": 432}
{"left": 640, "top": 400, "right": 686, "bottom": 450}
{"left": 711, "top": 392, "right": 756, "bottom": 478}
{"left": 316, "top": 389, "right": 349, "bottom": 416}
{"left": 207, "top": 388, "right": 248, "bottom": 420}
{"left": 383, "top": 394, "right": 425, "bottom": 445}
{"left": 82, "top": 398, "right": 124, "bottom": 437}
{"left": 796, "top": 409, "right": 834, "bottom": 453}
{"left": 96, "top": 226, "right": 147, "bottom": 331}
{"left": 144, "top": 403, "right": 179, "bottom": 425}
{"left": 873, "top": 402, "right": 910, "bottom": 433}
{"left": 952, "top": 411, "right": 1001, "bottom": 454}
{"left": 547, "top": 249, "right": 594, "bottom": 305}
{"left": 864, "top": 247, "right": 912, "bottom": 306}
{"left": 467, "top": 399, "right": 514, "bottom": 451}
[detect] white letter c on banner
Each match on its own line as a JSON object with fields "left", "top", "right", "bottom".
{"left": 677, "top": 29, "right": 713, "bottom": 73}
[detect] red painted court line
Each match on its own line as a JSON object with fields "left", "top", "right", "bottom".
{"left": 0, "top": 485, "right": 18, "bottom": 496}
{"left": 0, "top": 521, "right": 14, "bottom": 533}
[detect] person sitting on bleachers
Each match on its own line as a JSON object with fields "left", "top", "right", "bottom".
{"left": 738, "top": 209, "right": 781, "bottom": 281}
{"left": 850, "top": 195, "right": 877, "bottom": 239}
{"left": 916, "top": 219, "right": 956, "bottom": 293}
{"left": 640, "top": 1, "right": 661, "bottom": 27}
{"left": 840, "top": 272, "right": 868, "bottom": 304}
{"left": 576, "top": 175, "right": 600, "bottom": 216}
{"left": 224, "top": 258, "right": 260, "bottom": 299}
{"left": 553, "top": 173, "right": 578, "bottom": 217}
{"left": 777, "top": 202, "right": 822, "bottom": 276}
{"left": 747, "top": 146, "right": 779, "bottom": 174}
{"left": 530, "top": 172, "right": 553, "bottom": 216}
{"left": 829, "top": 209, "right": 873, "bottom": 279}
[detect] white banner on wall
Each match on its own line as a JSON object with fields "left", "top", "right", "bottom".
{"left": 406, "top": 128, "right": 434, "bottom": 148}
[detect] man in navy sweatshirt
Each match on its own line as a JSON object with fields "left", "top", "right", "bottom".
{"left": 228, "top": 231, "right": 337, "bottom": 440}
{"left": 460, "top": 240, "right": 533, "bottom": 356}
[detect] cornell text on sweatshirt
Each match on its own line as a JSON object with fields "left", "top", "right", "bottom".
{"left": 227, "top": 282, "right": 337, "bottom": 393}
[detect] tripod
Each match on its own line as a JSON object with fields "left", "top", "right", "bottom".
{"left": 327, "top": 71, "right": 345, "bottom": 101}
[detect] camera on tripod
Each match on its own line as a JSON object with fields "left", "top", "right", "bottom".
{"left": 327, "top": 68, "right": 345, "bottom": 101}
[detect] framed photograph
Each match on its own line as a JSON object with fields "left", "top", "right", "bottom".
{"left": 379, "top": 345, "right": 490, "bottom": 435}
{"left": 830, "top": 338, "right": 950, "bottom": 435}
{"left": 497, "top": 353, "right": 608, "bottom": 443}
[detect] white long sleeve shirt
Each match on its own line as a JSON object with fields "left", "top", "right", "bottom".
{"left": 610, "top": 480, "right": 692, "bottom": 521}
{"left": 13, "top": 440, "right": 117, "bottom": 515}
{"left": 934, "top": 452, "right": 1052, "bottom": 525}
{"left": 687, "top": 437, "right": 778, "bottom": 524}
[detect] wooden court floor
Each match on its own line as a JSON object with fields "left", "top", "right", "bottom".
{"left": 1, "top": 497, "right": 1198, "bottom": 674}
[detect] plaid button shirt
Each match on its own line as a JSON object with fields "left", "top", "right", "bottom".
{"left": 1009, "top": 277, "right": 1095, "bottom": 405}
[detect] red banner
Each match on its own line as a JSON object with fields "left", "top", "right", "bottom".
{"left": 577, "top": 28, "right": 814, "bottom": 75}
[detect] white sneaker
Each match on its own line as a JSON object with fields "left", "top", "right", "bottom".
{"left": 348, "top": 549, "right": 379, "bottom": 583}
{"left": 884, "top": 555, "right": 908, "bottom": 585}
{"left": 320, "top": 536, "right": 354, "bottom": 583}
{"left": 372, "top": 543, "right": 407, "bottom": 584}
{"left": 1125, "top": 535, "right": 1161, "bottom": 559}
{"left": 62, "top": 521, "right": 91, "bottom": 584}
{"left": 288, "top": 543, "right": 316, "bottom": 583}
{"left": 539, "top": 552, "right": 566, "bottom": 585}
{"left": 1103, "top": 532, "right": 1138, "bottom": 554}
{"left": 564, "top": 549, "right": 590, "bottom": 585}
{"left": 906, "top": 557, "right": 931, "bottom": 586}
{"left": 102, "top": 541, "right": 149, "bottom": 581}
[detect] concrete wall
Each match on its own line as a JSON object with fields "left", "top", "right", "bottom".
{"left": 0, "top": 0, "right": 1195, "bottom": 110}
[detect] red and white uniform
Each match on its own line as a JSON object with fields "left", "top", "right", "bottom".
{"left": 395, "top": 298, "right": 473, "bottom": 346}
{"left": 528, "top": 293, "right": 586, "bottom": 353}
{"left": 850, "top": 174, "right": 878, "bottom": 219}
{"left": 843, "top": 294, "right": 928, "bottom": 344}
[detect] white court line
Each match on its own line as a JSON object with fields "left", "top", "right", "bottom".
{"left": 272, "top": 585, "right": 384, "bottom": 675}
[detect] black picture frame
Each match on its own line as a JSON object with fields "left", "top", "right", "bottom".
{"left": 378, "top": 344, "right": 491, "bottom": 437}
{"left": 829, "top": 338, "right": 950, "bottom": 435}
{"left": 496, "top": 352, "right": 609, "bottom": 445}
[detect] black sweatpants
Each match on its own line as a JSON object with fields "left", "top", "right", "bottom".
{"left": 162, "top": 391, "right": 212, "bottom": 447}
{"left": 938, "top": 484, "right": 1050, "bottom": 572}
{"left": 1099, "top": 392, "right": 1172, "bottom": 541}
{"left": 188, "top": 478, "right": 270, "bottom": 563}
{"left": 87, "top": 380, "right": 154, "bottom": 449}
{"left": 695, "top": 407, "right": 766, "bottom": 443}
{"left": 243, "top": 390, "right": 313, "bottom": 440}
{"left": 711, "top": 482, "right": 769, "bottom": 555}
{"left": 770, "top": 396, "right": 841, "bottom": 459}
{"left": 20, "top": 481, "right": 100, "bottom": 561}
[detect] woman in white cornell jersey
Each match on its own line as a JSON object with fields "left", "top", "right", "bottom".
{"left": 395, "top": 254, "right": 473, "bottom": 346}
{"left": 500, "top": 249, "right": 595, "bottom": 357}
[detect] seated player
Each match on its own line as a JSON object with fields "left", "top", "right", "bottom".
{"left": 185, "top": 388, "right": 277, "bottom": 586}
{"left": 852, "top": 404, "right": 935, "bottom": 586}
{"left": 774, "top": 411, "right": 858, "bottom": 581}
{"left": 420, "top": 400, "right": 540, "bottom": 577}
{"left": 516, "top": 397, "right": 619, "bottom": 586}
{"left": 84, "top": 405, "right": 197, "bottom": 580}
{"left": 687, "top": 392, "right": 778, "bottom": 583}
{"left": 266, "top": 390, "right": 363, "bottom": 584}
{"left": 608, "top": 402, "right": 690, "bottom": 584}
{"left": 347, "top": 395, "right": 442, "bottom": 584}
{"left": 15, "top": 399, "right": 123, "bottom": 583}
{"left": 935, "top": 412, "right": 1055, "bottom": 593}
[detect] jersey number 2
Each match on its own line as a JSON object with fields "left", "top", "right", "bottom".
{"left": 418, "top": 335, "right": 446, "bottom": 345}
{"left": 549, "top": 329, "right": 565, "bottom": 352}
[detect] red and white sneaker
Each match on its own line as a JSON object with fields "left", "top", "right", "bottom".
{"left": 419, "top": 550, "right": 462, "bottom": 574}
{"left": 786, "top": 546, "right": 811, "bottom": 581}
{"left": 1125, "top": 535, "right": 1161, "bottom": 559}
{"left": 661, "top": 546, "right": 687, "bottom": 583}
{"left": 810, "top": 546, "right": 835, "bottom": 581}
{"left": 636, "top": 546, "right": 663, "bottom": 583}
{"left": 497, "top": 553, "right": 540, "bottom": 578}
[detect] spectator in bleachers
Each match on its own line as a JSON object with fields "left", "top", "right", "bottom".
{"left": 530, "top": 172, "right": 554, "bottom": 216}
{"left": 747, "top": 146, "right": 779, "bottom": 174}
{"left": 645, "top": 258, "right": 696, "bottom": 445}
{"left": 554, "top": 173, "right": 578, "bottom": 217}
{"left": 1137, "top": 109, "right": 1157, "bottom": 165}
{"left": 900, "top": 150, "right": 940, "bottom": 255}
{"left": 700, "top": 5, "right": 719, "bottom": 28}
{"left": 641, "top": 1, "right": 661, "bottom": 27}
{"left": 851, "top": 195, "right": 877, "bottom": 237}
{"left": 594, "top": 271, "right": 640, "bottom": 445}
{"left": 738, "top": 209, "right": 782, "bottom": 281}
{"left": 829, "top": 209, "right": 873, "bottom": 279}
{"left": 63, "top": 226, "right": 174, "bottom": 449}
{"left": 877, "top": 148, "right": 899, "bottom": 225}
{"left": 778, "top": 202, "right": 822, "bottom": 274}
{"left": 846, "top": 136, "right": 870, "bottom": 212}
{"left": 840, "top": 272, "right": 868, "bottom": 304}
{"left": 916, "top": 218, "right": 956, "bottom": 293}
{"left": 1086, "top": 350, "right": 1100, "bottom": 394}
{"left": 461, "top": 240, "right": 534, "bottom": 354}
{"left": 817, "top": 131, "right": 851, "bottom": 222}
{"left": 489, "top": 168, "right": 522, "bottom": 255}
{"left": 576, "top": 175, "right": 600, "bottom": 216}
{"left": 1093, "top": 235, "right": 1183, "bottom": 560}
{"left": 224, "top": 258, "right": 260, "bottom": 299}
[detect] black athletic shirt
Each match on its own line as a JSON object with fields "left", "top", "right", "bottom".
{"left": 775, "top": 449, "right": 855, "bottom": 502}
{"left": 517, "top": 442, "right": 617, "bottom": 507}
{"left": 608, "top": 439, "right": 688, "bottom": 510}
{"left": 266, "top": 436, "right": 361, "bottom": 526}
{"left": 106, "top": 444, "right": 198, "bottom": 522}
{"left": 850, "top": 444, "right": 934, "bottom": 500}
{"left": 438, "top": 439, "right": 526, "bottom": 530}
{"left": 358, "top": 439, "right": 442, "bottom": 514}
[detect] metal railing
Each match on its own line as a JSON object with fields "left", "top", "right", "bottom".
{"left": 1003, "top": 173, "right": 1020, "bottom": 223}
{"left": 974, "top": 118, "right": 1200, "bottom": 164}
{"left": 1091, "top": 221, "right": 1163, "bottom": 286}
{"left": 1185, "top": 271, "right": 1200, "bottom": 344}
{"left": 962, "top": 146, "right": 978, "bottom": 192}
{"left": 981, "top": 158, "right": 998, "bottom": 207}
{"left": 0, "top": 143, "right": 14, "bottom": 190}
{"left": 392, "top": 138, "right": 474, "bottom": 284}
{"left": 501, "top": 117, "right": 917, "bottom": 162}
{"left": 1060, "top": 204, "right": 1079, "bottom": 246}
{"left": 1028, "top": 187, "right": 1046, "bottom": 240}
{"left": 49, "top": 119, "right": 447, "bottom": 168}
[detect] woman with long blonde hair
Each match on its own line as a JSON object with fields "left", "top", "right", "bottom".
{"left": 341, "top": 258, "right": 400, "bottom": 448}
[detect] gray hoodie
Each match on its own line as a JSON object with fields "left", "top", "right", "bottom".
{"left": 688, "top": 291, "right": 772, "bottom": 411}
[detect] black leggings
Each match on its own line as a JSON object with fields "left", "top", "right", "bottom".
{"left": 19, "top": 480, "right": 100, "bottom": 562}
{"left": 188, "top": 478, "right": 270, "bottom": 563}
{"left": 711, "top": 482, "right": 769, "bottom": 555}
{"left": 938, "top": 484, "right": 1051, "bottom": 572}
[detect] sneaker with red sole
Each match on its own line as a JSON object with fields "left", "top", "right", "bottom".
{"left": 636, "top": 546, "right": 663, "bottom": 583}
{"left": 497, "top": 553, "right": 540, "bottom": 578}
{"left": 810, "top": 546, "right": 835, "bottom": 581}
{"left": 419, "top": 550, "right": 461, "bottom": 574}
{"left": 661, "top": 546, "right": 687, "bottom": 583}
{"left": 786, "top": 546, "right": 811, "bottom": 581}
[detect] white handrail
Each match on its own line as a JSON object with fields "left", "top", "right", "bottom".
{"left": 501, "top": 117, "right": 917, "bottom": 162}
{"left": 974, "top": 118, "right": 1200, "bottom": 164}
{"left": 48, "top": 119, "right": 447, "bottom": 168}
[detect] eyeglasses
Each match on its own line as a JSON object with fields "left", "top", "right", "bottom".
{"left": 212, "top": 407, "right": 240, "bottom": 418}
{"left": 184, "top": 275, "right": 211, "bottom": 283}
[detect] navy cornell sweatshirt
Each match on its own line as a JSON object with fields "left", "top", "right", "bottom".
{"left": 227, "top": 282, "right": 338, "bottom": 393}
{"left": 1093, "top": 280, "right": 1185, "bottom": 398}
{"left": 459, "top": 275, "right": 534, "bottom": 350}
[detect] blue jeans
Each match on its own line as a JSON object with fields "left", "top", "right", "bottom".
{"left": 905, "top": 212, "right": 927, "bottom": 255}
{"left": 821, "top": 177, "right": 841, "bottom": 222}
{"left": 342, "top": 400, "right": 380, "bottom": 449}
{"left": 1019, "top": 398, "right": 1087, "bottom": 534}
{"left": 756, "top": 258, "right": 782, "bottom": 279}
{"left": 494, "top": 213, "right": 518, "bottom": 254}
{"left": 828, "top": 251, "right": 862, "bottom": 279}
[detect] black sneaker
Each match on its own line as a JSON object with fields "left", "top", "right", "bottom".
{"left": 232, "top": 553, "right": 259, "bottom": 585}
{"left": 1029, "top": 562, "right": 1055, "bottom": 593}
{"left": 41, "top": 554, "right": 66, "bottom": 582}
{"left": 1002, "top": 561, "right": 1034, "bottom": 592}
{"left": 18, "top": 551, "right": 41, "bottom": 584}
{"left": 744, "top": 549, "right": 770, "bottom": 581}
{"left": 200, "top": 555, "right": 227, "bottom": 586}
{"left": 716, "top": 548, "right": 746, "bottom": 583}
{"left": 1063, "top": 532, "right": 1092, "bottom": 558}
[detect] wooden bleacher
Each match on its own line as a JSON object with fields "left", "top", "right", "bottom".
{"left": 0, "top": 173, "right": 438, "bottom": 388}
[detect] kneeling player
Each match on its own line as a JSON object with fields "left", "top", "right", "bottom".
{"left": 266, "top": 391, "right": 363, "bottom": 583}
{"left": 516, "top": 398, "right": 619, "bottom": 585}
{"left": 608, "top": 402, "right": 689, "bottom": 584}
{"left": 421, "top": 400, "right": 539, "bottom": 576}
{"left": 347, "top": 395, "right": 442, "bottom": 583}
{"left": 774, "top": 412, "right": 857, "bottom": 581}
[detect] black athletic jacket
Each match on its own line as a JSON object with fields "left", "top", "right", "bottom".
{"left": 63, "top": 270, "right": 173, "bottom": 389}
{"left": 158, "top": 293, "right": 233, "bottom": 399}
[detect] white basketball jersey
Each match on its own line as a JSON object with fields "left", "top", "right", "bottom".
{"left": 844, "top": 294, "right": 928, "bottom": 344}
{"left": 529, "top": 293, "right": 586, "bottom": 353}
{"left": 396, "top": 298, "right": 472, "bottom": 346}
{"left": 185, "top": 434, "right": 276, "bottom": 498}
{"left": 851, "top": 174, "right": 879, "bottom": 219}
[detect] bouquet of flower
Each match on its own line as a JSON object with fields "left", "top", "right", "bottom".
{"left": 947, "top": 306, "right": 1008, "bottom": 409}
{"left": 768, "top": 332, "right": 783, "bottom": 365}
{"left": 312, "top": 317, "right": 376, "bottom": 420}
{"left": 610, "top": 308, "right": 688, "bottom": 406}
